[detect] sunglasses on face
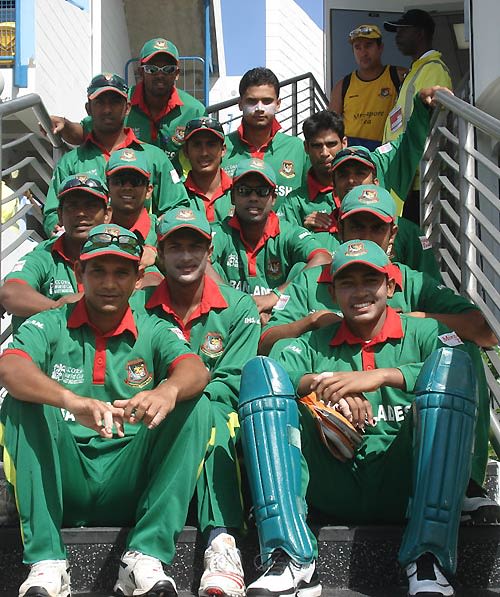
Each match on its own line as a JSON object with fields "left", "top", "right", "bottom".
{"left": 141, "top": 64, "right": 178, "bottom": 75}
{"left": 234, "top": 184, "right": 273, "bottom": 198}
{"left": 349, "top": 26, "right": 376, "bottom": 39}
{"left": 85, "top": 233, "right": 142, "bottom": 256}
{"left": 60, "top": 177, "right": 108, "bottom": 196}
{"left": 108, "top": 173, "right": 148, "bottom": 187}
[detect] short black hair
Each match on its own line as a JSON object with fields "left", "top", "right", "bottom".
{"left": 303, "top": 110, "right": 345, "bottom": 141}
{"left": 239, "top": 67, "right": 280, "bottom": 97}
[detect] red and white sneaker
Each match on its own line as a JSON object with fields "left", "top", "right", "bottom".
{"left": 198, "top": 534, "right": 245, "bottom": 597}
{"left": 18, "top": 559, "right": 70, "bottom": 597}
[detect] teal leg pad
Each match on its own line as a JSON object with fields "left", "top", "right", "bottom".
{"left": 239, "top": 356, "right": 314, "bottom": 564}
{"left": 399, "top": 347, "right": 477, "bottom": 574}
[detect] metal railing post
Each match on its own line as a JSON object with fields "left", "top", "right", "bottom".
{"left": 291, "top": 80, "right": 298, "bottom": 136}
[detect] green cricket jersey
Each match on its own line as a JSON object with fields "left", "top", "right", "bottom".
{"left": 43, "top": 129, "right": 189, "bottom": 237}
{"left": 3, "top": 299, "right": 198, "bottom": 441}
{"left": 210, "top": 212, "right": 328, "bottom": 295}
{"left": 222, "top": 120, "right": 308, "bottom": 200}
{"left": 184, "top": 169, "right": 234, "bottom": 224}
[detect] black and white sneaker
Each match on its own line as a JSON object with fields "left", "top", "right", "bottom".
{"left": 114, "top": 550, "right": 177, "bottom": 597}
{"left": 406, "top": 553, "right": 454, "bottom": 596}
{"left": 247, "top": 549, "right": 321, "bottom": 597}
{"left": 461, "top": 479, "right": 500, "bottom": 524}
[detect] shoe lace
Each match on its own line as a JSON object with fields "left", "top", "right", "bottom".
{"left": 207, "top": 547, "right": 243, "bottom": 575}
{"left": 254, "top": 549, "right": 290, "bottom": 575}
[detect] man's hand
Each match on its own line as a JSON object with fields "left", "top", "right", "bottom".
{"left": 303, "top": 211, "right": 332, "bottom": 231}
{"left": 139, "top": 246, "right": 157, "bottom": 271}
{"left": 53, "top": 292, "right": 84, "bottom": 308}
{"left": 63, "top": 393, "right": 125, "bottom": 439}
{"left": 419, "top": 85, "right": 453, "bottom": 108}
{"left": 311, "top": 370, "right": 386, "bottom": 404}
{"left": 253, "top": 292, "right": 278, "bottom": 314}
{"left": 307, "top": 310, "right": 342, "bottom": 330}
{"left": 114, "top": 384, "right": 179, "bottom": 430}
{"left": 333, "top": 394, "right": 373, "bottom": 430}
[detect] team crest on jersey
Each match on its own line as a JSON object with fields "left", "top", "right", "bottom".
{"left": 201, "top": 332, "right": 224, "bottom": 357}
{"left": 380, "top": 87, "right": 390, "bottom": 97}
{"left": 279, "top": 160, "right": 295, "bottom": 179}
{"left": 125, "top": 359, "right": 153, "bottom": 388}
{"left": 358, "top": 188, "right": 379, "bottom": 204}
{"left": 121, "top": 149, "right": 136, "bottom": 162}
{"left": 176, "top": 209, "right": 196, "bottom": 221}
{"left": 173, "top": 126, "right": 186, "bottom": 144}
{"left": 267, "top": 259, "right": 282, "bottom": 278}
{"left": 345, "top": 242, "right": 367, "bottom": 257}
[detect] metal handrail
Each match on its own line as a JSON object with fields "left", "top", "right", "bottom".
{"left": 421, "top": 89, "right": 500, "bottom": 457}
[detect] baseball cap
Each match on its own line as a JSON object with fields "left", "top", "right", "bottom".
{"left": 106, "top": 148, "right": 151, "bottom": 178}
{"left": 384, "top": 9, "right": 435, "bottom": 35}
{"left": 80, "top": 224, "right": 143, "bottom": 262}
{"left": 339, "top": 185, "right": 396, "bottom": 223}
{"left": 233, "top": 158, "right": 277, "bottom": 188}
{"left": 87, "top": 73, "right": 129, "bottom": 100}
{"left": 331, "top": 239, "right": 391, "bottom": 279}
{"left": 58, "top": 174, "right": 109, "bottom": 205}
{"left": 157, "top": 207, "right": 212, "bottom": 243}
{"left": 140, "top": 38, "right": 179, "bottom": 64}
{"left": 183, "top": 117, "right": 225, "bottom": 143}
{"left": 331, "top": 146, "right": 377, "bottom": 175}
{"left": 349, "top": 24, "right": 382, "bottom": 43}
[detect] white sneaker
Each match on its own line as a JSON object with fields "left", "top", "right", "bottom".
{"left": 198, "top": 533, "right": 245, "bottom": 597}
{"left": 18, "top": 560, "right": 70, "bottom": 597}
{"left": 461, "top": 479, "right": 500, "bottom": 524}
{"left": 247, "top": 549, "right": 321, "bottom": 597}
{"left": 114, "top": 550, "right": 177, "bottom": 597}
{"left": 406, "top": 553, "right": 454, "bottom": 596}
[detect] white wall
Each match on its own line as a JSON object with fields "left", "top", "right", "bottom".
{"left": 266, "top": 0, "right": 324, "bottom": 90}
{"left": 35, "top": 0, "right": 93, "bottom": 121}
{"left": 100, "top": 0, "right": 131, "bottom": 78}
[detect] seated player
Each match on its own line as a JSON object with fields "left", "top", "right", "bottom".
{"left": 0, "top": 174, "right": 112, "bottom": 332}
{"left": 259, "top": 185, "right": 498, "bottom": 520}
{"left": 139, "top": 207, "right": 261, "bottom": 597}
{"left": 210, "top": 158, "right": 331, "bottom": 320}
{"left": 239, "top": 239, "right": 478, "bottom": 597}
{"left": 0, "top": 224, "right": 211, "bottom": 597}
{"left": 182, "top": 117, "right": 234, "bottom": 223}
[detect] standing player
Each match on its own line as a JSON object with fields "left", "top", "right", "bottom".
{"left": 222, "top": 67, "right": 308, "bottom": 200}
{"left": 239, "top": 240, "right": 478, "bottom": 597}
{"left": 210, "top": 158, "right": 331, "bottom": 319}
{"left": 0, "top": 175, "right": 111, "bottom": 332}
{"left": 0, "top": 224, "right": 211, "bottom": 597}
{"left": 329, "top": 24, "right": 406, "bottom": 150}
{"left": 141, "top": 207, "right": 261, "bottom": 597}
{"left": 43, "top": 73, "right": 189, "bottom": 237}
{"left": 182, "top": 117, "right": 234, "bottom": 223}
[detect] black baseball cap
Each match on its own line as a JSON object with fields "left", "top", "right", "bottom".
{"left": 384, "top": 9, "right": 435, "bottom": 36}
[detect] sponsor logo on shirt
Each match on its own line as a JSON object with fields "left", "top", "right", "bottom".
{"left": 25, "top": 319, "right": 44, "bottom": 329}
{"left": 11, "top": 260, "right": 25, "bottom": 272}
{"left": 279, "top": 160, "right": 296, "bottom": 179}
{"left": 273, "top": 294, "right": 290, "bottom": 311}
{"left": 48, "top": 279, "right": 75, "bottom": 297}
{"left": 51, "top": 363, "right": 84, "bottom": 385}
{"left": 298, "top": 230, "right": 311, "bottom": 239}
{"left": 125, "top": 358, "right": 153, "bottom": 388}
{"left": 285, "top": 344, "right": 302, "bottom": 354}
{"left": 438, "top": 331, "right": 464, "bottom": 347}
{"left": 377, "top": 142, "right": 393, "bottom": 154}
{"left": 170, "top": 169, "right": 181, "bottom": 184}
{"left": 227, "top": 254, "right": 239, "bottom": 268}
{"left": 170, "top": 326, "right": 187, "bottom": 341}
{"left": 419, "top": 235, "right": 432, "bottom": 250}
{"left": 244, "top": 316, "right": 260, "bottom": 324}
{"left": 201, "top": 332, "right": 224, "bottom": 357}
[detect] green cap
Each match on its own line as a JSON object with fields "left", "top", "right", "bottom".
{"left": 339, "top": 184, "right": 396, "bottom": 223}
{"left": 157, "top": 207, "right": 212, "bottom": 242}
{"left": 331, "top": 239, "right": 391, "bottom": 279}
{"left": 87, "top": 73, "right": 128, "bottom": 100}
{"left": 106, "top": 148, "right": 151, "bottom": 178}
{"left": 331, "top": 146, "right": 377, "bottom": 174}
{"left": 140, "top": 38, "right": 179, "bottom": 64}
{"left": 80, "top": 224, "right": 143, "bottom": 262}
{"left": 233, "top": 158, "right": 277, "bottom": 188}
{"left": 58, "top": 174, "right": 109, "bottom": 205}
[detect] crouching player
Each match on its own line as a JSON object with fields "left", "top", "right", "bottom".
{"left": 0, "top": 224, "right": 211, "bottom": 597}
{"left": 239, "top": 240, "right": 478, "bottom": 597}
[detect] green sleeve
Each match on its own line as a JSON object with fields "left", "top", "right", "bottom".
{"left": 373, "top": 95, "right": 430, "bottom": 200}
{"left": 209, "top": 224, "right": 230, "bottom": 276}
{"left": 287, "top": 225, "right": 325, "bottom": 264}
{"left": 145, "top": 145, "right": 190, "bottom": 216}
{"left": 203, "top": 294, "right": 261, "bottom": 407}
{"left": 394, "top": 217, "right": 442, "bottom": 282}
{"left": 81, "top": 116, "right": 92, "bottom": 135}
{"left": 144, "top": 213, "right": 158, "bottom": 248}
{"left": 269, "top": 336, "right": 316, "bottom": 391}
{"left": 3, "top": 249, "right": 51, "bottom": 290}
{"left": 278, "top": 191, "right": 306, "bottom": 225}
{"left": 43, "top": 154, "right": 74, "bottom": 237}
{"left": 414, "top": 270, "right": 478, "bottom": 314}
